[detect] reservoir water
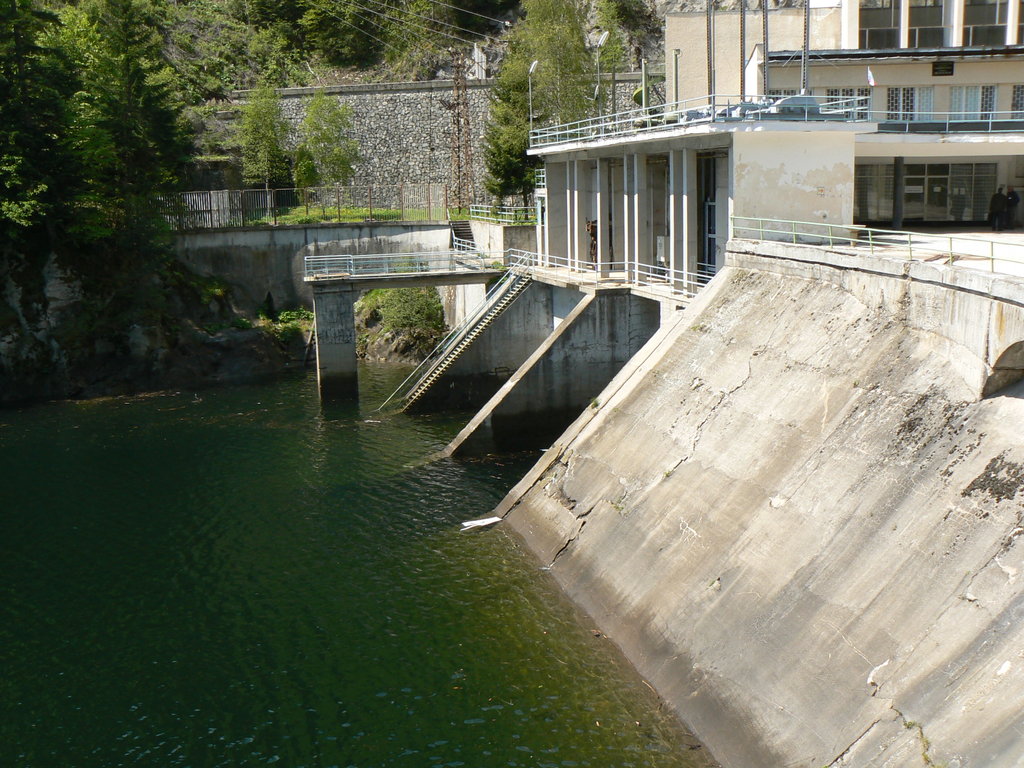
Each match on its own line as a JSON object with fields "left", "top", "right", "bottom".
{"left": 0, "top": 367, "right": 714, "bottom": 768}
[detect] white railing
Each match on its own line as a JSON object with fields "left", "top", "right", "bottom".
{"left": 872, "top": 108, "right": 1024, "bottom": 133}
{"left": 530, "top": 94, "right": 872, "bottom": 147}
{"left": 505, "top": 249, "right": 714, "bottom": 300}
{"left": 469, "top": 205, "right": 537, "bottom": 225}
{"left": 731, "top": 216, "right": 1024, "bottom": 273}
{"left": 304, "top": 250, "right": 505, "bottom": 280}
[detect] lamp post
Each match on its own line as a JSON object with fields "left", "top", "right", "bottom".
{"left": 528, "top": 59, "right": 538, "bottom": 135}
{"left": 595, "top": 30, "right": 609, "bottom": 118}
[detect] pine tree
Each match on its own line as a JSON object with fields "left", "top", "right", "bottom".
{"left": 0, "top": 0, "right": 76, "bottom": 244}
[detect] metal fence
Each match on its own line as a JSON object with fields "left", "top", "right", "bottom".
{"left": 530, "top": 94, "right": 872, "bottom": 147}
{"left": 161, "top": 183, "right": 449, "bottom": 230}
{"left": 731, "top": 216, "right": 1024, "bottom": 273}
{"left": 304, "top": 250, "right": 506, "bottom": 280}
{"left": 469, "top": 205, "right": 537, "bottom": 225}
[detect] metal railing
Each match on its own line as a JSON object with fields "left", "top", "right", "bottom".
{"left": 530, "top": 94, "right": 872, "bottom": 147}
{"left": 377, "top": 263, "right": 530, "bottom": 411}
{"left": 873, "top": 108, "right": 1024, "bottom": 133}
{"left": 303, "top": 250, "right": 506, "bottom": 280}
{"left": 731, "top": 216, "right": 1024, "bottom": 273}
{"left": 161, "top": 183, "right": 449, "bottom": 230}
{"left": 505, "top": 249, "right": 715, "bottom": 300}
{"left": 469, "top": 205, "right": 537, "bottom": 225}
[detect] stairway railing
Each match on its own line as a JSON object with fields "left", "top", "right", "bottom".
{"left": 378, "top": 253, "right": 532, "bottom": 411}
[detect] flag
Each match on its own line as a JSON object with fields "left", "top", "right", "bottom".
{"left": 867, "top": 67, "right": 876, "bottom": 87}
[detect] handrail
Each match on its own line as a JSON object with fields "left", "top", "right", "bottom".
{"left": 529, "top": 93, "right": 872, "bottom": 147}
{"left": 304, "top": 250, "right": 505, "bottom": 280}
{"left": 469, "top": 205, "right": 537, "bottom": 225}
{"left": 377, "top": 254, "right": 532, "bottom": 411}
{"left": 730, "top": 216, "right": 1024, "bottom": 273}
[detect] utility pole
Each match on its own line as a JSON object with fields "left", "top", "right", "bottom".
{"left": 442, "top": 50, "right": 474, "bottom": 211}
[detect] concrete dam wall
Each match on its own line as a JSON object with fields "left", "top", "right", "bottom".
{"left": 494, "top": 242, "right": 1024, "bottom": 767}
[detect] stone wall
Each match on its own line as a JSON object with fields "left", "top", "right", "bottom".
{"left": 228, "top": 75, "right": 645, "bottom": 202}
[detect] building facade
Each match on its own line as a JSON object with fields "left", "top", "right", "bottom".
{"left": 529, "top": 0, "right": 1024, "bottom": 290}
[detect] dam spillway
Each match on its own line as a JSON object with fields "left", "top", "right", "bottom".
{"left": 492, "top": 239, "right": 1024, "bottom": 767}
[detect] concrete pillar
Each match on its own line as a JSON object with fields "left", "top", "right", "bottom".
{"left": 1007, "top": 0, "right": 1020, "bottom": 45}
{"left": 633, "top": 153, "right": 650, "bottom": 279}
{"left": 622, "top": 154, "right": 634, "bottom": 273}
{"left": 893, "top": 157, "right": 905, "bottom": 229}
{"left": 565, "top": 162, "right": 575, "bottom": 266}
{"left": 312, "top": 282, "right": 358, "bottom": 399}
{"left": 669, "top": 149, "right": 688, "bottom": 290}
{"left": 596, "top": 158, "right": 612, "bottom": 277}
{"left": 546, "top": 162, "right": 568, "bottom": 265}
{"left": 948, "top": 0, "right": 965, "bottom": 46}
{"left": 898, "top": 0, "right": 910, "bottom": 47}
{"left": 842, "top": 0, "right": 860, "bottom": 49}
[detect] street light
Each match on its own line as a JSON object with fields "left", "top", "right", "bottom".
{"left": 528, "top": 59, "right": 539, "bottom": 135}
{"left": 595, "top": 30, "right": 609, "bottom": 118}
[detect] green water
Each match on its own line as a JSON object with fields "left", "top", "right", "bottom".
{"left": 0, "top": 367, "right": 713, "bottom": 768}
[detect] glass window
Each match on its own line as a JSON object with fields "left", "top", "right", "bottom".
{"left": 826, "top": 87, "right": 872, "bottom": 119}
{"left": 950, "top": 85, "right": 997, "bottom": 119}
{"left": 1013, "top": 84, "right": 1024, "bottom": 118}
{"left": 886, "top": 87, "right": 934, "bottom": 121}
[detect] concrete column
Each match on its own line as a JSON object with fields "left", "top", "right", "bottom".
{"left": 842, "top": 0, "right": 861, "bottom": 49}
{"left": 948, "top": 0, "right": 965, "bottom": 46}
{"left": 893, "top": 156, "right": 905, "bottom": 228}
{"left": 633, "top": 153, "right": 650, "bottom": 279}
{"left": 669, "top": 149, "right": 688, "bottom": 290}
{"left": 312, "top": 282, "right": 358, "bottom": 399}
{"left": 1007, "top": 0, "right": 1020, "bottom": 45}
{"left": 546, "top": 162, "right": 568, "bottom": 266}
{"left": 898, "top": 0, "right": 910, "bottom": 47}
{"left": 565, "top": 162, "right": 576, "bottom": 266}
{"left": 572, "top": 159, "right": 593, "bottom": 271}
{"left": 596, "top": 158, "right": 612, "bottom": 277}
{"left": 622, "top": 154, "right": 634, "bottom": 273}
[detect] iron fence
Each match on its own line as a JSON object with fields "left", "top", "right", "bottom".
{"left": 161, "top": 183, "right": 449, "bottom": 230}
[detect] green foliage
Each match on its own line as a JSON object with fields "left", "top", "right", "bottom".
{"left": 483, "top": 38, "right": 538, "bottom": 204}
{"left": 0, "top": 1, "right": 77, "bottom": 243}
{"left": 238, "top": 82, "right": 291, "bottom": 188}
{"left": 359, "top": 287, "right": 444, "bottom": 334}
{"left": 518, "top": 0, "right": 594, "bottom": 126}
{"left": 295, "top": 91, "right": 359, "bottom": 186}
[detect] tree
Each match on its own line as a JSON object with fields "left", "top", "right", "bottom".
{"left": 482, "top": 44, "right": 538, "bottom": 205}
{"left": 483, "top": 0, "right": 594, "bottom": 203}
{"left": 238, "top": 82, "right": 291, "bottom": 189}
{"left": 295, "top": 91, "right": 359, "bottom": 186}
{"left": 54, "top": 0, "right": 190, "bottom": 273}
{"left": 0, "top": 0, "right": 77, "bottom": 245}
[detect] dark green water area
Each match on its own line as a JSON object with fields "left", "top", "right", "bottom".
{"left": 0, "top": 366, "right": 714, "bottom": 768}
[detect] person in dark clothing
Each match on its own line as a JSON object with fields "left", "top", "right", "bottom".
{"left": 1006, "top": 186, "right": 1021, "bottom": 230}
{"left": 989, "top": 186, "right": 1008, "bottom": 231}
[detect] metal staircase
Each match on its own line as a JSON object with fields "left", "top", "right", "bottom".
{"left": 378, "top": 269, "right": 532, "bottom": 412}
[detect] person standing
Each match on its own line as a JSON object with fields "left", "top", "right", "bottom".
{"left": 989, "top": 186, "right": 1008, "bottom": 231}
{"left": 1006, "top": 186, "right": 1020, "bottom": 230}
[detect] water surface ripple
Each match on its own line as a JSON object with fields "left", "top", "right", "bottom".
{"left": 0, "top": 368, "right": 714, "bottom": 768}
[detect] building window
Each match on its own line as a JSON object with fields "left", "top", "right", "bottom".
{"left": 963, "top": 0, "right": 1008, "bottom": 45}
{"left": 886, "top": 86, "right": 934, "bottom": 120}
{"left": 1013, "top": 85, "right": 1024, "bottom": 118}
{"left": 826, "top": 87, "right": 872, "bottom": 118}
{"left": 860, "top": 0, "right": 899, "bottom": 48}
{"left": 909, "top": 0, "right": 945, "bottom": 47}
{"left": 950, "top": 85, "right": 997, "bottom": 119}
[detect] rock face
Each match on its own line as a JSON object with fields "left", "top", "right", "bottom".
{"left": 0, "top": 256, "right": 291, "bottom": 405}
{"left": 496, "top": 244, "right": 1024, "bottom": 767}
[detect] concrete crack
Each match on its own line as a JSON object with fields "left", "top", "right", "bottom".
{"left": 549, "top": 519, "right": 587, "bottom": 567}
{"left": 825, "top": 717, "right": 883, "bottom": 767}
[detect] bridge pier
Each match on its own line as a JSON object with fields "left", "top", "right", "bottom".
{"left": 311, "top": 282, "right": 359, "bottom": 399}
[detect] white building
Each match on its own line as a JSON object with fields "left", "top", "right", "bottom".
{"left": 529, "top": 0, "right": 1024, "bottom": 289}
